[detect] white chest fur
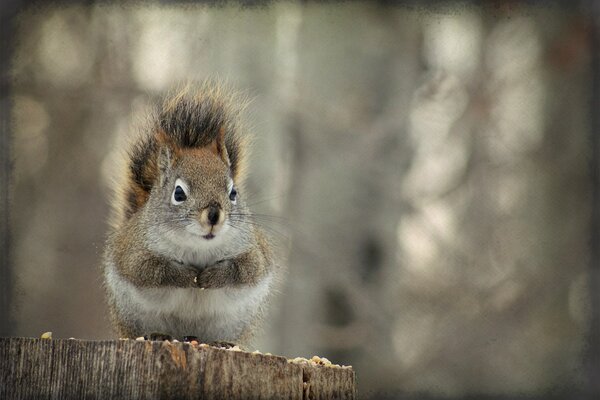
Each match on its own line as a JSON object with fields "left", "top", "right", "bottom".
{"left": 105, "top": 261, "right": 272, "bottom": 340}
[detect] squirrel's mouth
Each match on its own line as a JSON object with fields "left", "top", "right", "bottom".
{"left": 187, "top": 221, "right": 229, "bottom": 240}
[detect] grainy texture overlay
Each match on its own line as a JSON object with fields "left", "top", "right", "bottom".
{"left": 5, "top": 3, "right": 597, "bottom": 398}
{"left": 0, "top": 338, "right": 355, "bottom": 400}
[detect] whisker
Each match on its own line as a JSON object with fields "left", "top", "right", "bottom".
{"left": 229, "top": 213, "right": 289, "bottom": 221}
{"left": 243, "top": 194, "right": 288, "bottom": 208}
{"left": 228, "top": 219, "right": 291, "bottom": 240}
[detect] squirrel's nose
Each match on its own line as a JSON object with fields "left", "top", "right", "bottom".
{"left": 200, "top": 202, "right": 224, "bottom": 230}
{"left": 207, "top": 206, "right": 220, "bottom": 226}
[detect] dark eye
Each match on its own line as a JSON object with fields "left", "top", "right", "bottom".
{"left": 229, "top": 187, "right": 237, "bottom": 203}
{"left": 173, "top": 185, "right": 187, "bottom": 204}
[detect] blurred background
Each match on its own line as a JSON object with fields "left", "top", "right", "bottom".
{"left": 1, "top": 1, "right": 599, "bottom": 399}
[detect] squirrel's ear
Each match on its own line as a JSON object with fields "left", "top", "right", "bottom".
{"left": 155, "top": 130, "right": 176, "bottom": 184}
{"left": 207, "top": 127, "right": 230, "bottom": 166}
{"left": 158, "top": 145, "right": 172, "bottom": 175}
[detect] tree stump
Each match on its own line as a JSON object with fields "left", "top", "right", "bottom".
{"left": 0, "top": 337, "right": 356, "bottom": 399}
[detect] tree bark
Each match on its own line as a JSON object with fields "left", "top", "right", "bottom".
{"left": 0, "top": 337, "right": 355, "bottom": 400}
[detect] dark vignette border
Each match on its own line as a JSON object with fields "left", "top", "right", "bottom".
{"left": 0, "top": 1, "right": 597, "bottom": 399}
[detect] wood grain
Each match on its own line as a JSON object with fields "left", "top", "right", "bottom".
{"left": 0, "top": 338, "right": 356, "bottom": 400}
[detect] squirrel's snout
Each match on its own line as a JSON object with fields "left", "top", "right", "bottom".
{"left": 199, "top": 203, "right": 225, "bottom": 232}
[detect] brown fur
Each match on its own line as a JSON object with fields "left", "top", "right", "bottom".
{"left": 110, "top": 82, "right": 249, "bottom": 232}
{"left": 103, "top": 83, "right": 276, "bottom": 344}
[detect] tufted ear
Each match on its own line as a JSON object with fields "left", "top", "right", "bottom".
{"left": 155, "top": 130, "right": 178, "bottom": 185}
{"left": 207, "top": 127, "right": 230, "bottom": 167}
{"left": 158, "top": 145, "right": 172, "bottom": 175}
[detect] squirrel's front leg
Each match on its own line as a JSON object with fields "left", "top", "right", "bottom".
{"left": 118, "top": 252, "right": 199, "bottom": 289}
{"left": 195, "top": 249, "right": 267, "bottom": 289}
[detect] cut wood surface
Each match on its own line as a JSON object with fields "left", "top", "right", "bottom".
{"left": 0, "top": 337, "right": 355, "bottom": 400}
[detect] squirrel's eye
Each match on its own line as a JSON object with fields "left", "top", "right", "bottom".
{"left": 172, "top": 185, "right": 187, "bottom": 205}
{"left": 229, "top": 187, "right": 237, "bottom": 204}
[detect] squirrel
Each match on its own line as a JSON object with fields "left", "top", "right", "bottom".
{"left": 102, "top": 83, "right": 275, "bottom": 347}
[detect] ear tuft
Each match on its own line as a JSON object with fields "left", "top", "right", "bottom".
{"left": 208, "top": 126, "right": 230, "bottom": 166}
{"left": 155, "top": 130, "right": 178, "bottom": 183}
{"left": 158, "top": 145, "right": 172, "bottom": 176}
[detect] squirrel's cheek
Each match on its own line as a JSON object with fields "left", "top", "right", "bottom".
{"left": 184, "top": 221, "right": 205, "bottom": 236}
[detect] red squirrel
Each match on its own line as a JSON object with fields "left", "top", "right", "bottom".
{"left": 103, "top": 83, "right": 275, "bottom": 346}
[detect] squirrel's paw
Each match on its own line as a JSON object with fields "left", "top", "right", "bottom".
{"left": 194, "top": 260, "right": 232, "bottom": 289}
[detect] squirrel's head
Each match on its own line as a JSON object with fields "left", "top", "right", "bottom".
{"left": 146, "top": 129, "right": 242, "bottom": 244}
